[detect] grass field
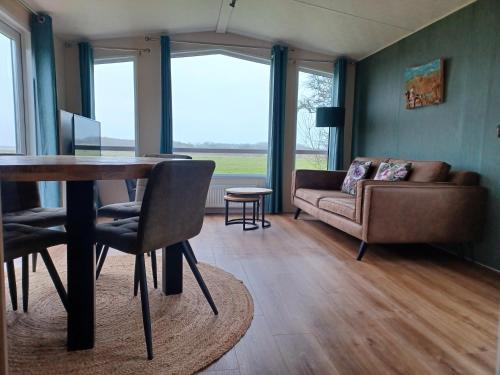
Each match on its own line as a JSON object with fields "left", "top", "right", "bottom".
{"left": 74, "top": 150, "right": 328, "bottom": 174}
{"left": 190, "top": 153, "right": 327, "bottom": 174}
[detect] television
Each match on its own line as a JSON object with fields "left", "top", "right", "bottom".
{"left": 59, "top": 110, "right": 101, "bottom": 156}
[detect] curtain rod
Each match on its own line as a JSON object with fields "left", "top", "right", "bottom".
{"left": 145, "top": 36, "right": 339, "bottom": 62}
{"left": 293, "top": 58, "right": 335, "bottom": 64}
{"left": 15, "top": 0, "right": 38, "bottom": 15}
{"left": 145, "top": 36, "right": 270, "bottom": 50}
{"left": 64, "top": 42, "right": 151, "bottom": 54}
{"left": 93, "top": 46, "right": 151, "bottom": 54}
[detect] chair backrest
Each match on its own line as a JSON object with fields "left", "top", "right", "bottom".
{"left": 135, "top": 153, "right": 193, "bottom": 202}
{"left": 96, "top": 180, "right": 131, "bottom": 206}
{"left": 0, "top": 154, "right": 41, "bottom": 213}
{"left": 144, "top": 153, "right": 192, "bottom": 160}
{"left": 136, "top": 160, "right": 214, "bottom": 253}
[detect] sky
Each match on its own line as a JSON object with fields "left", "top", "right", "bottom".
{"left": 171, "top": 54, "right": 270, "bottom": 145}
{"left": 0, "top": 32, "right": 17, "bottom": 149}
{"left": 94, "top": 60, "right": 136, "bottom": 142}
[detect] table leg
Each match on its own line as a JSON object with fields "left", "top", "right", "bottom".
{"left": 66, "top": 181, "right": 96, "bottom": 351}
{"left": 162, "top": 242, "right": 183, "bottom": 295}
{"left": 261, "top": 195, "right": 271, "bottom": 228}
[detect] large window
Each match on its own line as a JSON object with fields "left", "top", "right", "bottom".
{"left": 0, "top": 21, "right": 24, "bottom": 154}
{"left": 94, "top": 59, "right": 136, "bottom": 156}
{"left": 171, "top": 53, "right": 270, "bottom": 175}
{"left": 295, "top": 70, "right": 333, "bottom": 170}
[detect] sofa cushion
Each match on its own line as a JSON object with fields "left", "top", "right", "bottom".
{"left": 374, "top": 162, "right": 412, "bottom": 181}
{"left": 389, "top": 159, "right": 450, "bottom": 182}
{"left": 318, "top": 197, "right": 356, "bottom": 221}
{"left": 354, "top": 157, "right": 388, "bottom": 178}
{"left": 341, "top": 160, "right": 372, "bottom": 195}
{"left": 295, "top": 188, "right": 351, "bottom": 207}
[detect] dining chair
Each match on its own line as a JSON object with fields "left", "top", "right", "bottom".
{"left": 3, "top": 223, "right": 68, "bottom": 312}
{"left": 94, "top": 160, "right": 217, "bottom": 360}
{"left": 0, "top": 154, "right": 67, "bottom": 273}
{"left": 95, "top": 153, "right": 195, "bottom": 289}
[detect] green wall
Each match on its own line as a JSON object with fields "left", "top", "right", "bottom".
{"left": 353, "top": 0, "right": 500, "bottom": 269}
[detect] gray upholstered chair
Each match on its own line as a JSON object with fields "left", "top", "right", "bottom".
{"left": 1, "top": 153, "right": 67, "bottom": 274}
{"left": 1, "top": 156, "right": 67, "bottom": 311}
{"left": 96, "top": 153, "right": 194, "bottom": 287}
{"left": 95, "top": 160, "right": 217, "bottom": 360}
{"left": 3, "top": 223, "right": 68, "bottom": 312}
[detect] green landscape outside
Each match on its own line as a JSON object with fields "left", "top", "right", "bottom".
{"left": 98, "top": 150, "right": 327, "bottom": 175}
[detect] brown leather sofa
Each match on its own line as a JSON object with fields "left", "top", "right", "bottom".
{"left": 291, "top": 157, "right": 487, "bottom": 260}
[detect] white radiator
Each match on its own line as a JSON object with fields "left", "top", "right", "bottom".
{"left": 206, "top": 185, "right": 228, "bottom": 208}
{"left": 205, "top": 176, "right": 267, "bottom": 208}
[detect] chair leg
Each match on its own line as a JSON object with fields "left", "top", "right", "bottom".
{"left": 22, "top": 256, "right": 29, "bottom": 312}
{"left": 151, "top": 250, "right": 158, "bottom": 289}
{"left": 183, "top": 240, "right": 198, "bottom": 264}
{"left": 182, "top": 241, "right": 218, "bottom": 315}
{"left": 6, "top": 261, "right": 18, "bottom": 311}
{"left": 39, "top": 249, "right": 68, "bottom": 311}
{"left": 357, "top": 241, "right": 368, "bottom": 261}
{"left": 137, "top": 254, "right": 153, "bottom": 360}
{"left": 32, "top": 253, "right": 37, "bottom": 272}
{"left": 95, "top": 243, "right": 103, "bottom": 264}
{"left": 134, "top": 257, "right": 139, "bottom": 296}
{"left": 96, "top": 245, "right": 109, "bottom": 279}
{"left": 294, "top": 208, "right": 301, "bottom": 220}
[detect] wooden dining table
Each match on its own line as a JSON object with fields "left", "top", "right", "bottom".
{"left": 0, "top": 155, "right": 187, "bottom": 371}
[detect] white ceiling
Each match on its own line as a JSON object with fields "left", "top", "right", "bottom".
{"left": 26, "top": 0, "right": 476, "bottom": 60}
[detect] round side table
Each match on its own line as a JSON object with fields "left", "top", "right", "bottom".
{"left": 225, "top": 187, "right": 273, "bottom": 229}
{"left": 224, "top": 195, "right": 260, "bottom": 231}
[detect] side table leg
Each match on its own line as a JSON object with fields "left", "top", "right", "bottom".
{"left": 225, "top": 199, "right": 229, "bottom": 225}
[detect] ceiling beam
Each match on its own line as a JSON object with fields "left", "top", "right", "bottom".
{"left": 216, "top": 0, "right": 235, "bottom": 34}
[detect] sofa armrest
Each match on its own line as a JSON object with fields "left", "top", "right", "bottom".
{"left": 361, "top": 184, "right": 487, "bottom": 243}
{"left": 291, "top": 169, "right": 347, "bottom": 196}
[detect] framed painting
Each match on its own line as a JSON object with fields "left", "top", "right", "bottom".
{"left": 404, "top": 58, "right": 444, "bottom": 109}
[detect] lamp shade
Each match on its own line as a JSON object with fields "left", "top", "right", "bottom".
{"left": 315, "top": 107, "right": 345, "bottom": 128}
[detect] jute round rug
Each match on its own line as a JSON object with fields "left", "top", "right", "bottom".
{"left": 6, "top": 254, "right": 254, "bottom": 374}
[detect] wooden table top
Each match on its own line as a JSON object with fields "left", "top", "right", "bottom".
{"left": 225, "top": 187, "right": 273, "bottom": 195}
{"left": 0, "top": 155, "right": 173, "bottom": 181}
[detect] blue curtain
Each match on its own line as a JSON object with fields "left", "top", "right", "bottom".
{"left": 30, "top": 14, "right": 60, "bottom": 207}
{"left": 78, "top": 42, "right": 95, "bottom": 119}
{"left": 160, "top": 35, "right": 173, "bottom": 153}
{"left": 327, "top": 57, "right": 347, "bottom": 170}
{"left": 266, "top": 45, "right": 288, "bottom": 213}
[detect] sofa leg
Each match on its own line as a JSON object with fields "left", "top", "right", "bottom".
{"left": 356, "top": 241, "right": 368, "bottom": 261}
{"left": 294, "top": 208, "right": 301, "bottom": 220}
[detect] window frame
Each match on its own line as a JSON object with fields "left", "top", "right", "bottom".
{"left": 294, "top": 66, "right": 334, "bottom": 171}
{"left": 170, "top": 49, "right": 272, "bottom": 177}
{"left": 93, "top": 56, "right": 139, "bottom": 156}
{"left": 0, "top": 18, "right": 27, "bottom": 154}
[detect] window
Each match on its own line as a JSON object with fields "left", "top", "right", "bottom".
{"left": 0, "top": 20, "right": 25, "bottom": 153}
{"left": 295, "top": 70, "right": 333, "bottom": 170}
{"left": 171, "top": 53, "right": 270, "bottom": 175}
{"left": 94, "top": 59, "right": 136, "bottom": 156}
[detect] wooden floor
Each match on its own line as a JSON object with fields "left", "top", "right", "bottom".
{"left": 193, "top": 214, "right": 499, "bottom": 375}
{"left": 7, "top": 214, "right": 500, "bottom": 374}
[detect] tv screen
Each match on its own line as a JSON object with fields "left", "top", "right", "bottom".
{"left": 59, "top": 110, "right": 75, "bottom": 155}
{"left": 73, "top": 114, "right": 101, "bottom": 156}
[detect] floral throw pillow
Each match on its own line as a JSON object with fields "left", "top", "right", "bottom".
{"left": 341, "top": 160, "right": 372, "bottom": 195}
{"left": 374, "top": 162, "right": 412, "bottom": 181}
